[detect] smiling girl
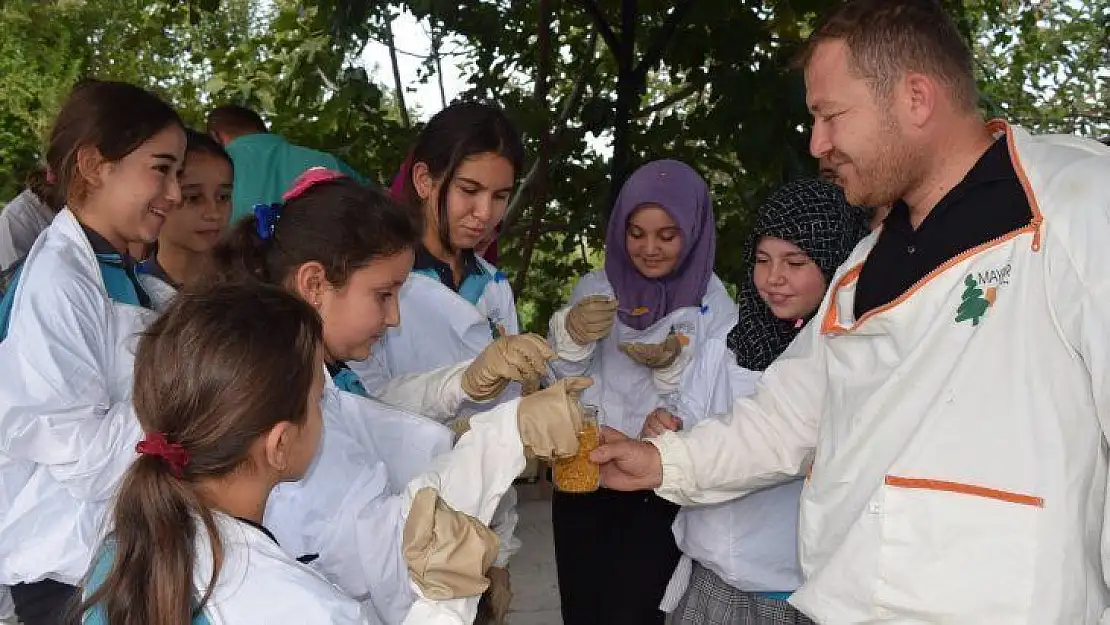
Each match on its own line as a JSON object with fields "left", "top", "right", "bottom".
{"left": 138, "top": 130, "right": 232, "bottom": 308}
{"left": 547, "top": 159, "right": 739, "bottom": 625}
{"left": 0, "top": 79, "right": 185, "bottom": 625}
{"left": 665, "top": 178, "right": 870, "bottom": 625}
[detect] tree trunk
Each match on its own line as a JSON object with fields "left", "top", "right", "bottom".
{"left": 384, "top": 10, "right": 410, "bottom": 129}
{"left": 608, "top": 0, "right": 638, "bottom": 215}
{"left": 431, "top": 19, "right": 448, "bottom": 108}
{"left": 512, "top": 0, "right": 552, "bottom": 296}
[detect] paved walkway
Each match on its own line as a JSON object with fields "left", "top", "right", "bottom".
{"left": 507, "top": 485, "right": 562, "bottom": 624}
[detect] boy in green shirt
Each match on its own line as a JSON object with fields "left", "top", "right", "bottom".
{"left": 207, "top": 105, "right": 367, "bottom": 222}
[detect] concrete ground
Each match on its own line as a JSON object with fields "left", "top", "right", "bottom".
{"left": 506, "top": 484, "right": 562, "bottom": 625}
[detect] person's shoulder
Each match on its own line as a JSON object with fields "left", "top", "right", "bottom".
{"left": 1010, "top": 128, "right": 1110, "bottom": 258}
{"left": 1010, "top": 127, "right": 1110, "bottom": 214}
{"left": 205, "top": 517, "right": 367, "bottom": 624}
{"left": 476, "top": 256, "right": 512, "bottom": 288}
{"left": 285, "top": 140, "right": 348, "bottom": 170}
{"left": 1, "top": 190, "right": 36, "bottom": 217}
{"left": 18, "top": 216, "right": 104, "bottom": 305}
{"left": 702, "top": 274, "right": 739, "bottom": 324}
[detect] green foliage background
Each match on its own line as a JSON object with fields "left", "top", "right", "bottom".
{"left": 1, "top": 0, "right": 1105, "bottom": 330}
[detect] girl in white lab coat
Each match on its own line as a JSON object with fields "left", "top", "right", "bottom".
{"left": 547, "top": 160, "right": 738, "bottom": 625}
{"left": 137, "top": 129, "right": 233, "bottom": 310}
{"left": 664, "top": 179, "right": 869, "bottom": 625}
{"left": 0, "top": 80, "right": 185, "bottom": 625}
{"left": 79, "top": 283, "right": 363, "bottom": 625}
{"left": 205, "top": 168, "right": 589, "bottom": 625}
{"left": 349, "top": 102, "right": 528, "bottom": 624}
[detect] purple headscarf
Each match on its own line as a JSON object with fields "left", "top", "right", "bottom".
{"left": 604, "top": 159, "right": 716, "bottom": 331}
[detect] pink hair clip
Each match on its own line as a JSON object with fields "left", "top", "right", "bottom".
{"left": 283, "top": 167, "right": 346, "bottom": 202}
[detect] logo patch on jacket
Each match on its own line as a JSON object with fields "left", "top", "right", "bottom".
{"left": 955, "top": 274, "right": 996, "bottom": 326}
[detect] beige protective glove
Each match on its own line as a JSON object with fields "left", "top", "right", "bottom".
{"left": 462, "top": 333, "right": 557, "bottom": 402}
{"left": 619, "top": 332, "right": 684, "bottom": 369}
{"left": 565, "top": 295, "right": 619, "bottom": 345}
{"left": 403, "top": 487, "right": 500, "bottom": 600}
{"left": 517, "top": 377, "right": 592, "bottom": 460}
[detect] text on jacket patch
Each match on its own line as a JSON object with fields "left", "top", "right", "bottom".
{"left": 975, "top": 263, "right": 1012, "bottom": 288}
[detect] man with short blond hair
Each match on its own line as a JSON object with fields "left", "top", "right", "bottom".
{"left": 592, "top": 0, "right": 1110, "bottom": 622}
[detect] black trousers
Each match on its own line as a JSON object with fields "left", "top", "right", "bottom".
{"left": 11, "top": 580, "right": 80, "bottom": 625}
{"left": 552, "top": 487, "right": 681, "bottom": 625}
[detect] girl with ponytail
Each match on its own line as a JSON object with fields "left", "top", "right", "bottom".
{"left": 79, "top": 283, "right": 362, "bottom": 624}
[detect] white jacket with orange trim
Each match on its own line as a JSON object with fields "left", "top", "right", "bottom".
{"left": 649, "top": 122, "right": 1110, "bottom": 624}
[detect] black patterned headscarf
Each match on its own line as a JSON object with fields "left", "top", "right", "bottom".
{"left": 726, "top": 179, "right": 870, "bottom": 372}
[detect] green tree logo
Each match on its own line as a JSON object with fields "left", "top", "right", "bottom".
{"left": 955, "top": 274, "right": 990, "bottom": 326}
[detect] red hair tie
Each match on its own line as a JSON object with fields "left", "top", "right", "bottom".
{"left": 282, "top": 167, "right": 346, "bottom": 202}
{"left": 136, "top": 432, "right": 189, "bottom": 478}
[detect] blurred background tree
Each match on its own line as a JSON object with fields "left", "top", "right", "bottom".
{"left": 0, "top": 0, "right": 1105, "bottom": 330}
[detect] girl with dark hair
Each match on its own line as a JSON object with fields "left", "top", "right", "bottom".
{"left": 664, "top": 179, "right": 869, "bottom": 625}
{"left": 350, "top": 101, "right": 529, "bottom": 622}
{"left": 79, "top": 283, "right": 353, "bottom": 624}
{"left": 137, "top": 129, "right": 233, "bottom": 308}
{"left": 203, "top": 167, "right": 590, "bottom": 624}
{"left": 547, "top": 160, "right": 739, "bottom": 625}
{"left": 0, "top": 79, "right": 185, "bottom": 625}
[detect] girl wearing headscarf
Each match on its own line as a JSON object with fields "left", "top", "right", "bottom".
{"left": 662, "top": 178, "right": 869, "bottom": 625}
{"left": 547, "top": 159, "right": 739, "bottom": 625}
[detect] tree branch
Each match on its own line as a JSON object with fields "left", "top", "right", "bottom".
{"left": 513, "top": 0, "right": 554, "bottom": 295}
{"left": 576, "top": 0, "right": 621, "bottom": 55}
{"left": 635, "top": 77, "right": 705, "bottom": 118}
{"left": 633, "top": 0, "right": 698, "bottom": 81}
{"left": 503, "top": 30, "right": 599, "bottom": 229}
{"left": 505, "top": 220, "right": 579, "bottom": 239}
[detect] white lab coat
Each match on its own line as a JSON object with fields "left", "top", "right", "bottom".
{"left": 350, "top": 259, "right": 523, "bottom": 568}
{"left": 266, "top": 373, "right": 528, "bottom": 625}
{"left": 0, "top": 219, "right": 529, "bottom": 622}
{"left": 0, "top": 189, "right": 54, "bottom": 271}
{"left": 548, "top": 271, "right": 738, "bottom": 438}
{"left": 89, "top": 275, "right": 529, "bottom": 625}
{"left": 0, "top": 209, "right": 148, "bottom": 585}
{"left": 661, "top": 362, "right": 805, "bottom": 612}
{"left": 353, "top": 261, "right": 522, "bottom": 416}
{"left": 650, "top": 122, "right": 1110, "bottom": 623}
{"left": 135, "top": 271, "right": 177, "bottom": 312}
{"left": 193, "top": 512, "right": 372, "bottom": 624}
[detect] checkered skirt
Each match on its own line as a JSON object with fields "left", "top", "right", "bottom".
{"left": 671, "top": 563, "right": 815, "bottom": 625}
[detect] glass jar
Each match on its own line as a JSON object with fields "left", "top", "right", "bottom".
{"left": 552, "top": 405, "right": 602, "bottom": 493}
